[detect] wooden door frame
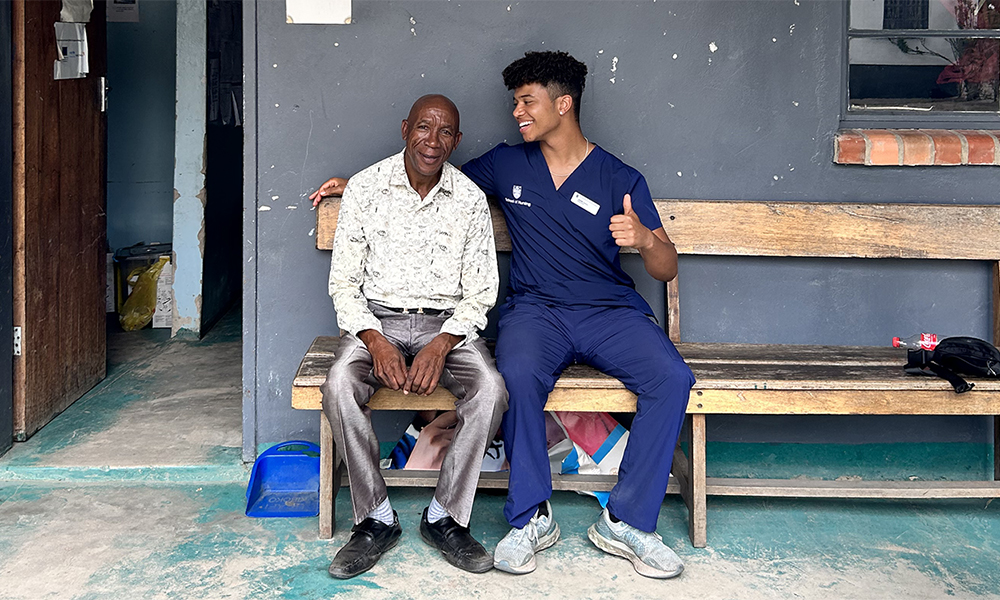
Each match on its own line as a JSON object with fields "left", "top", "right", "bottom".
{"left": 0, "top": 0, "right": 14, "bottom": 455}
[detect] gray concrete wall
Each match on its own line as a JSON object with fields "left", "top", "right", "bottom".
{"left": 246, "top": 0, "right": 997, "bottom": 453}
{"left": 106, "top": 0, "right": 176, "bottom": 251}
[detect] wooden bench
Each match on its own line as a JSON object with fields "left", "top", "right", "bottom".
{"left": 293, "top": 198, "right": 1000, "bottom": 548}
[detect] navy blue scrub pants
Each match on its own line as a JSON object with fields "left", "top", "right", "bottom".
{"left": 495, "top": 301, "right": 695, "bottom": 533}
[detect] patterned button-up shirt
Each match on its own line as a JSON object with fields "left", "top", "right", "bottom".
{"left": 329, "top": 151, "right": 498, "bottom": 344}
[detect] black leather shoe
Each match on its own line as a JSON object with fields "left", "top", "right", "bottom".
{"left": 327, "top": 512, "right": 402, "bottom": 579}
{"left": 419, "top": 507, "right": 493, "bottom": 573}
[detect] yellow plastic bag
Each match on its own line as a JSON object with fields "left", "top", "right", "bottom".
{"left": 119, "top": 256, "right": 170, "bottom": 331}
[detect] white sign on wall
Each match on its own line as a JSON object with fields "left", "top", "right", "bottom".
{"left": 286, "top": 0, "right": 351, "bottom": 25}
{"left": 107, "top": 0, "right": 140, "bottom": 23}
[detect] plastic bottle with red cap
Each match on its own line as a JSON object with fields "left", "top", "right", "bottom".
{"left": 891, "top": 333, "right": 939, "bottom": 350}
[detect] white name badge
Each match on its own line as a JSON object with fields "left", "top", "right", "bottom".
{"left": 570, "top": 192, "right": 600, "bottom": 216}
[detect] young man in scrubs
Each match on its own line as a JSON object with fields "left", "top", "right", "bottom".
{"left": 310, "top": 51, "right": 694, "bottom": 580}
{"left": 459, "top": 51, "right": 694, "bottom": 579}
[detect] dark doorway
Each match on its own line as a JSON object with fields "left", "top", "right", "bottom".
{"left": 202, "top": 0, "right": 243, "bottom": 334}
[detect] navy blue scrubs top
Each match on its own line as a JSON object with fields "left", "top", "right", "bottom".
{"left": 462, "top": 142, "right": 662, "bottom": 316}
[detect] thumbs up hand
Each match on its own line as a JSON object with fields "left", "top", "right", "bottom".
{"left": 609, "top": 193, "right": 653, "bottom": 249}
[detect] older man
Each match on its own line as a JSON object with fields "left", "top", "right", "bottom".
{"left": 319, "top": 94, "right": 507, "bottom": 579}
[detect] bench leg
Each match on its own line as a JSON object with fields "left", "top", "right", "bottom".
{"left": 672, "top": 442, "right": 692, "bottom": 513}
{"left": 687, "top": 414, "right": 707, "bottom": 548}
{"left": 319, "top": 411, "right": 338, "bottom": 539}
{"left": 995, "top": 416, "right": 1000, "bottom": 481}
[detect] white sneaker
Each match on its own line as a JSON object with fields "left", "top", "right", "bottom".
{"left": 493, "top": 501, "right": 560, "bottom": 574}
{"left": 587, "top": 508, "right": 684, "bottom": 579}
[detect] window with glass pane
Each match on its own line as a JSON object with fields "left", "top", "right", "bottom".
{"left": 849, "top": 0, "right": 1000, "bottom": 112}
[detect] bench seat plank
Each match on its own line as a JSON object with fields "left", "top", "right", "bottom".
{"left": 292, "top": 337, "right": 1000, "bottom": 415}
{"left": 293, "top": 337, "right": 1000, "bottom": 411}
{"left": 296, "top": 351, "right": 1000, "bottom": 391}
{"left": 303, "top": 336, "right": 907, "bottom": 365}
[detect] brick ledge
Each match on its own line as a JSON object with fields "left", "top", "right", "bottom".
{"left": 835, "top": 129, "right": 1000, "bottom": 166}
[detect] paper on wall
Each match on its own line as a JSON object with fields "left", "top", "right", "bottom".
{"left": 54, "top": 23, "right": 89, "bottom": 80}
{"left": 107, "top": 0, "right": 139, "bottom": 23}
{"left": 286, "top": 0, "right": 351, "bottom": 24}
{"left": 60, "top": 0, "right": 93, "bottom": 23}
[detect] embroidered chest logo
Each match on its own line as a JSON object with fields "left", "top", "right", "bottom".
{"left": 512, "top": 185, "right": 522, "bottom": 199}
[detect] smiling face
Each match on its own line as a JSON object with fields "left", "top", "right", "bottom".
{"left": 401, "top": 96, "right": 462, "bottom": 182}
{"left": 512, "top": 82, "right": 570, "bottom": 143}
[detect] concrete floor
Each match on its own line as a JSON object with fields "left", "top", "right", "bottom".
{"left": 2, "top": 309, "right": 1000, "bottom": 599}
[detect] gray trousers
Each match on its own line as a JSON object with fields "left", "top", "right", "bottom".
{"left": 321, "top": 304, "right": 508, "bottom": 528}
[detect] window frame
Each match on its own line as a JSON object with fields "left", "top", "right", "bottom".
{"left": 841, "top": 0, "right": 1000, "bottom": 129}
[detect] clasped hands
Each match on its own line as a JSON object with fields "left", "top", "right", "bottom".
{"left": 357, "top": 330, "right": 461, "bottom": 396}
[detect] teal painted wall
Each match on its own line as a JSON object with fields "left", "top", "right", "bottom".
{"left": 106, "top": 0, "right": 176, "bottom": 251}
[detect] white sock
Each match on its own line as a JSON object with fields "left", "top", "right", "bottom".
{"left": 367, "top": 497, "right": 394, "bottom": 525}
{"left": 604, "top": 508, "right": 626, "bottom": 530}
{"left": 426, "top": 496, "right": 449, "bottom": 524}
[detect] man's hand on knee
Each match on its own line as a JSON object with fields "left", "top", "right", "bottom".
{"left": 406, "top": 333, "right": 463, "bottom": 396}
{"left": 357, "top": 330, "right": 408, "bottom": 391}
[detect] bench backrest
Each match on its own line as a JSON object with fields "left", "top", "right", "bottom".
{"left": 316, "top": 199, "right": 1000, "bottom": 344}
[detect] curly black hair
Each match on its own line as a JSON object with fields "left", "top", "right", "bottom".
{"left": 502, "top": 51, "right": 588, "bottom": 121}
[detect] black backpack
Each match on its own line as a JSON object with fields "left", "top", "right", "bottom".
{"left": 904, "top": 336, "right": 1000, "bottom": 393}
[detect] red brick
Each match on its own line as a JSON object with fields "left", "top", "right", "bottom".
{"left": 864, "top": 130, "right": 901, "bottom": 166}
{"left": 897, "top": 130, "right": 933, "bottom": 166}
{"left": 927, "top": 130, "right": 963, "bottom": 165}
{"left": 957, "top": 130, "right": 997, "bottom": 165}
{"left": 834, "top": 130, "right": 866, "bottom": 165}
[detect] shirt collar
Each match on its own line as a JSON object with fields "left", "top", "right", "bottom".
{"left": 388, "top": 151, "right": 454, "bottom": 201}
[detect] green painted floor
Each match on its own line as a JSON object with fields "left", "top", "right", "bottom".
{"left": 2, "top": 309, "right": 999, "bottom": 599}
{"left": 2, "top": 484, "right": 999, "bottom": 599}
{"left": 0, "top": 312, "right": 244, "bottom": 484}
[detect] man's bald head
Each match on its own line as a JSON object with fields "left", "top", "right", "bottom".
{"left": 400, "top": 94, "right": 463, "bottom": 187}
{"left": 407, "top": 94, "right": 460, "bottom": 132}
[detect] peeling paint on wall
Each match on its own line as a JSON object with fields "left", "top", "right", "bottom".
{"left": 172, "top": 0, "right": 207, "bottom": 338}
